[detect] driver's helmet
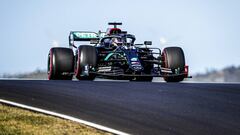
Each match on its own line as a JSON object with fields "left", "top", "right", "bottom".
{"left": 111, "top": 37, "right": 123, "bottom": 46}
{"left": 126, "top": 38, "right": 133, "bottom": 44}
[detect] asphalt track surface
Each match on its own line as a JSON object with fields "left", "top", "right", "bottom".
{"left": 0, "top": 80, "right": 240, "bottom": 135}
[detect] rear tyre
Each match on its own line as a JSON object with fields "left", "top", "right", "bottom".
{"left": 162, "top": 47, "right": 185, "bottom": 82}
{"left": 75, "top": 45, "right": 97, "bottom": 80}
{"left": 48, "top": 47, "right": 74, "bottom": 80}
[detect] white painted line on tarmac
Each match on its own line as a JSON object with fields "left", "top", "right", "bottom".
{"left": 0, "top": 99, "right": 130, "bottom": 135}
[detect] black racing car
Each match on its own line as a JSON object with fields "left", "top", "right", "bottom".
{"left": 47, "top": 22, "right": 191, "bottom": 82}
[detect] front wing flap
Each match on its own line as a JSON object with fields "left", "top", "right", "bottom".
{"left": 90, "top": 71, "right": 192, "bottom": 78}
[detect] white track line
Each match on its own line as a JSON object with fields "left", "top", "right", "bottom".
{"left": 0, "top": 99, "right": 129, "bottom": 135}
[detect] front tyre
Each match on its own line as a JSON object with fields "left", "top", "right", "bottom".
{"left": 162, "top": 47, "right": 185, "bottom": 82}
{"left": 75, "top": 45, "right": 97, "bottom": 80}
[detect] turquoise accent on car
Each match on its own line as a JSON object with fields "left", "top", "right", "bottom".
{"left": 104, "top": 53, "right": 114, "bottom": 61}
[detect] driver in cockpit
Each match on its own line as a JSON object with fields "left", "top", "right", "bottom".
{"left": 110, "top": 37, "right": 123, "bottom": 47}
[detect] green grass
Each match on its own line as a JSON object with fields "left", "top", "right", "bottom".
{"left": 0, "top": 103, "right": 112, "bottom": 135}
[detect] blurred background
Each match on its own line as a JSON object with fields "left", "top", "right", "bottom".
{"left": 0, "top": 0, "right": 239, "bottom": 82}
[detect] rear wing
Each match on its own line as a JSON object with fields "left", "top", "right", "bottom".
{"left": 69, "top": 31, "right": 105, "bottom": 48}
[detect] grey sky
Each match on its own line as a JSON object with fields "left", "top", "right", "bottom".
{"left": 0, "top": 0, "right": 240, "bottom": 74}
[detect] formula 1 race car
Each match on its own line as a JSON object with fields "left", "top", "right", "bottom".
{"left": 47, "top": 22, "right": 191, "bottom": 82}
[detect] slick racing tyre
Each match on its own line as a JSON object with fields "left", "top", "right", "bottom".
{"left": 162, "top": 47, "right": 185, "bottom": 82}
{"left": 75, "top": 45, "right": 97, "bottom": 80}
{"left": 48, "top": 47, "right": 74, "bottom": 80}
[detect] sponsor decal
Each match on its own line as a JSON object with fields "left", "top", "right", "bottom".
{"left": 131, "top": 57, "right": 138, "bottom": 61}
{"left": 73, "top": 32, "right": 98, "bottom": 39}
{"left": 131, "top": 62, "right": 140, "bottom": 65}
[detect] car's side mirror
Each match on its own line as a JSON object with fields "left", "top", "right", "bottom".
{"left": 144, "top": 41, "right": 152, "bottom": 45}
